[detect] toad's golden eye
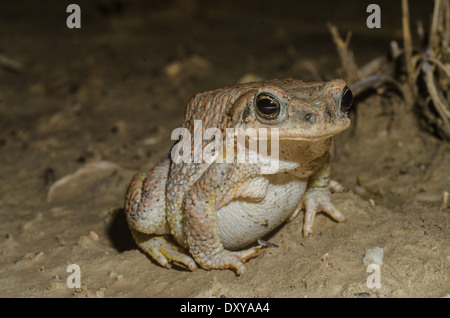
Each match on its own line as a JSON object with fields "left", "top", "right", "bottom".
{"left": 255, "top": 93, "right": 280, "bottom": 119}
{"left": 339, "top": 86, "right": 353, "bottom": 112}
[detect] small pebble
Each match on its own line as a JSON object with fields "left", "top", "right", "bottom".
{"left": 89, "top": 231, "right": 99, "bottom": 241}
{"left": 442, "top": 191, "right": 449, "bottom": 209}
{"left": 363, "top": 247, "right": 384, "bottom": 267}
{"left": 322, "top": 253, "right": 329, "bottom": 267}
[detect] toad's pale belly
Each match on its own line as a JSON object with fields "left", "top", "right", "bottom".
{"left": 217, "top": 177, "right": 307, "bottom": 250}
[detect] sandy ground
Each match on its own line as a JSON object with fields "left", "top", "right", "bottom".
{"left": 0, "top": 0, "right": 448, "bottom": 298}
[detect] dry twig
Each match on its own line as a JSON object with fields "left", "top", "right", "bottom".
{"left": 330, "top": 0, "right": 450, "bottom": 141}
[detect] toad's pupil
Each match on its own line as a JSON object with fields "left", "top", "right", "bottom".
{"left": 258, "top": 99, "right": 277, "bottom": 114}
{"left": 340, "top": 87, "right": 353, "bottom": 112}
{"left": 256, "top": 95, "right": 279, "bottom": 117}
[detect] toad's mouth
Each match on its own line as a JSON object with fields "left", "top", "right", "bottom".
{"left": 280, "top": 135, "right": 340, "bottom": 141}
{"left": 254, "top": 122, "right": 351, "bottom": 141}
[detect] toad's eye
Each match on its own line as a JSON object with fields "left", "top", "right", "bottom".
{"left": 339, "top": 86, "right": 353, "bottom": 112}
{"left": 255, "top": 93, "right": 280, "bottom": 119}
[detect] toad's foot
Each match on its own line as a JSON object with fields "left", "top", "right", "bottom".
{"left": 131, "top": 230, "right": 197, "bottom": 271}
{"left": 302, "top": 187, "right": 346, "bottom": 237}
{"left": 287, "top": 179, "right": 347, "bottom": 223}
{"left": 197, "top": 245, "right": 261, "bottom": 275}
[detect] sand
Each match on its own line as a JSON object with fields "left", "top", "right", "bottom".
{"left": 0, "top": 0, "right": 448, "bottom": 298}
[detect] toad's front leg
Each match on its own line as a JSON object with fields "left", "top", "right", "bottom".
{"left": 183, "top": 166, "right": 263, "bottom": 275}
{"left": 302, "top": 183, "right": 346, "bottom": 237}
{"left": 301, "top": 140, "right": 347, "bottom": 237}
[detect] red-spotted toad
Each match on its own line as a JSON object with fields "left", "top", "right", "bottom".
{"left": 124, "top": 79, "right": 352, "bottom": 274}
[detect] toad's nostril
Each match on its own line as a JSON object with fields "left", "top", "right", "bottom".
{"left": 304, "top": 113, "right": 315, "bottom": 122}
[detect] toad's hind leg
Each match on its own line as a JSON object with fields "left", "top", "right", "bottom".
{"left": 130, "top": 230, "right": 197, "bottom": 271}
{"left": 124, "top": 159, "right": 171, "bottom": 235}
{"left": 124, "top": 159, "right": 197, "bottom": 271}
